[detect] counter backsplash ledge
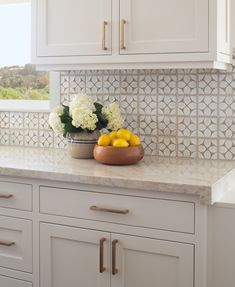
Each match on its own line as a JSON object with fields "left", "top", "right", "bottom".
{"left": 1, "top": 68, "right": 235, "bottom": 160}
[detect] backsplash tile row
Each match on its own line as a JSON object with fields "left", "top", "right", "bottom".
{"left": 1, "top": 68, "right": 235, "bottom": 160}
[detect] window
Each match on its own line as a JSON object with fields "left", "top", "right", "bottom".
{"left": 0, "top": 0, "right": 59, "bottom": 111}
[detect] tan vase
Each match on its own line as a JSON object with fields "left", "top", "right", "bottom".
{"left": 68, "top": 132, "right": 99, "bottom": 159}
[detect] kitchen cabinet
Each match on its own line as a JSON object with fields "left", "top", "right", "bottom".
{"left": 40, "top": 224, "right": 193, "bottom": 287}
{"left": 40, "top": 223, "right": 110, "bottom": 287}
{"left": 36, "top": 0, "right": 111, "bottom": 57}
{"left": 119, "top": 0, "right": 208, "bottom": 55}
{"left": 111, "top": 234, "right": 193, "bottom": 287}
{"left": 32, "top": 0, "right": 234, "bottom": 70}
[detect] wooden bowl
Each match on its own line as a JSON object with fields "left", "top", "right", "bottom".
{"left": 93, "top": 145, "right": 144, "bottom": 165}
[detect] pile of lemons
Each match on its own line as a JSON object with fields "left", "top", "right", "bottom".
{"left": 97, "top": 129, "right": 141, "bottom": 147}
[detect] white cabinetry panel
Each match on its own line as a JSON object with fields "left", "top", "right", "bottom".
{"left": 119, "top": 0, "right": 209, "bottom": 54}
{"left": 37, "top": 0, "right": 112, "bottom": 56}
{"left": 40, "top": 223, "right": 110, "bottom": 287}
{"left": 0, "top": 216, "right": 32, "bottom": 273}
{"left": 111, "top": 233, "right": 194, "bottom": 287}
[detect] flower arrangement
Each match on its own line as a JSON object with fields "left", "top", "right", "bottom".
{"left": 49, "top": 94, "right": 124, "bottom": 137}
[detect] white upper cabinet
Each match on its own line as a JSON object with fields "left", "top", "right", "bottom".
{"left": 32, "top": 0, "right": 234, "bottom": 70}
{"left": 119, "top": 0, "right": 208, "bottom": 54}
{"left": 36, "top": 0, "right": 112, "bottom": 56}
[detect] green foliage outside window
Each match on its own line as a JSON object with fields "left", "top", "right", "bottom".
{"left": 0, "top": 64, "right": 49, "bottom": 100}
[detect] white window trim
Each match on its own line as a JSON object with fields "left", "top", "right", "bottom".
{"left": 0, "top": 72, "right": 60, "bottom": 112}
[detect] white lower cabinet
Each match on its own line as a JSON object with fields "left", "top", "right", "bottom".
{"left": 111, "top": 234, "right": 194, "bottom": 287}
{"left": 40, "top": 223, "right": 194, "bottom": 287}
{"left": 0, "top": 275, "right": 32, "bottom": 287}
{"left": 40, "top": 223, "right": 110, "bottom": 287}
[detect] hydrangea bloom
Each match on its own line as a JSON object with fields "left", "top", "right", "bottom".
{"left": 72, "top": 108, "right": 98, "bottom": 131}
{"left": 69, "top": 94, "right": 96, "bottom": 115}
{"left": 102, "top": 102, "right": 124, "bottom": 131}
{"left": 48, "top": 106, "right": 65, "bottom": 134}
{"left": 69, "top": 94, "right": 98, "bottom": 131}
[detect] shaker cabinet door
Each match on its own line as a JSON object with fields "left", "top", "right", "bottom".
{"left": 119, "top": 0, "right": 209, "bottom": 54}
{"left": 36, "top": 0, "right": 112, "bottom": 56}
{"left": 40, "top": 223, "right": 110, "bottom": 287}
{"left": 111, "top": 233, "right": 194, "bottom": 287}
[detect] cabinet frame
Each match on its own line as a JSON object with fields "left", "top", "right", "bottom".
{"left": 32, "top": 0, "right": 232, "bottom": 70}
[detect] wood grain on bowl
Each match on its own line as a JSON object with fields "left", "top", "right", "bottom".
{"left": 93, "top": 145, "right": 144, "bottom": 165}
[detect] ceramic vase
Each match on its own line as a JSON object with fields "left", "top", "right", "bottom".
{"left": 67, "top": 132, "right": 99, "bottom": 159}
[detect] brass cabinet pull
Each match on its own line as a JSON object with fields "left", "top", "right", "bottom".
{"left": 232, "top": 54, "right": 235, "bottom": 60}
{"left": 102, "top": 21, "right": 108, "bottom": 50}
{"left": 120, "top": 19, "right": 127, "bottom": 50}
{"left": 0, "top": 193, "right": 13, "bottom": 199}
{"left": 90, "top": 205, "right": 129, "bottom": 215}
{"left": 112, "top": 239, "right": 118, "bottom": 275}
{"left": 99, "top": 238, "right": 106, "bottom": 273}
{"left": 0, "top": 240, "right": 15, "bottom": 247}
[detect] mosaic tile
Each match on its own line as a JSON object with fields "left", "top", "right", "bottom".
{"left": 198, "top": 139, "right": 218, "bottom": 159}
{"left": 139, "top": 74, "right": 157, "bottom": 94}
{"left": 178, "top": 95, "right": 197, "bottom": 116}
{"left": 198, "top": 95, "right": 218, "bottom": 117}
{"left": 178, "top": 117, "right": 197, "bottom": 137}
{"left": 158, "top": 137, "right": 177, "bottom": 157}
{"left": 178, "top": 138, "right": 197, "bottom": 158}
{"left": 158, "top": 116, "right": 177, "bottom": 137}
{"left": 198, "top": 117, "right": 218, "bottom": 138}
{"left": 178, "top": 75, "right": 197, "bottom": 95}
{"left": 120, "top": 75, "right": 138, "bottom": 94}
{"left": 158, "top": 95, "right": 177, "bottom": 115}
{"left": 158, "top": 75, "right": 177, "bottom": 94}
{"left": 198, "top": 74, "right": 218, "bottom": 94}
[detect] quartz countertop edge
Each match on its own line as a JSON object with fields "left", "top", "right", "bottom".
{"left": 0, "top": 146, "right": 234, "bottom": 205}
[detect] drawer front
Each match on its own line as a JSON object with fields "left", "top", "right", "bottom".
{"left": 0, "top": 275, "right": 32, "bottom": 287}
{"left": 0, "top": 216, "right": 32, "bottom": 272}
{"left": 0, "top": 181, "right": 32, "bottom": 211}
{"left": 40, "top": 186, "right": 195, "bottom": 234}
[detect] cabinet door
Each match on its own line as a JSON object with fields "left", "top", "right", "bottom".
{"left": 37, "top": 0, "right": 112, "bottom": 56}
{"left": 111, "top": 234, "right": 194, "bottom": 287}
{"left": 40, "top": 223, "right": 110, "bottom": 287}
{"left": 119, "top": 0, "right": 208, "bottom": 54}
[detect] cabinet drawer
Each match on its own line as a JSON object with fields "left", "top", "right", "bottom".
{"left": 0, "top": 216, "right": 32, "bottom": 272}
{"left": 0, "top": 275, "right": 32, "bottom": 287}
{"left": 40, "top": 186, "right": 195, "bottom": 234}
{"left": 0, "top": 181, "right": 32, "bottom": 211}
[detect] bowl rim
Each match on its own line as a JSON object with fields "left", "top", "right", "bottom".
{"left": 94, "top": 144, "right": 143, "bottom": 149}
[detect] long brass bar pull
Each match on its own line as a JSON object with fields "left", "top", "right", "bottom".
{"left": 0, "top": 193, "right": 13, "bottom": 199}
{"left": 99, "top": 238, "right": 106, "bottom": 273}
{"left": 90, "top": 205, "right": 129, "bottom": 215}
{"left": 112, "top": 240, "right": 118, "bottom": 275}
{"left": 0, "top": 240, "right": 15, "bottom": 247}
{"left": 120, "top": 19, "right": 126, "bottom": 50}
{"left": 102, "top": 21, "right": 108, "bottom": 50}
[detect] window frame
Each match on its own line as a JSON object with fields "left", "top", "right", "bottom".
{"left": 0, "top": 0, "right": 60, "bottom": 112}
{"left": 0, "top": 72, "right": 60, "bottom": 112}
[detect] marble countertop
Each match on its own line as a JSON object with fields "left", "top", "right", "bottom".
{"left": 0, "top": 146, "right": 234, "bottom": 205}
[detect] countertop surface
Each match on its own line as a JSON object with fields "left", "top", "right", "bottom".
{"left": 0, "top": 146, "right": 234, "bottom": 205}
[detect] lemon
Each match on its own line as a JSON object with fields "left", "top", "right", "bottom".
{"left": 117, "top": 129, "right": 131, "bottom": 141}
{"left": 97, "top": 134, "right": 111, "bottom": 146}
{"left": 129, "top": 134, "right": 141, "bottom": 146}
{"left": 112, "top": 138, "right": 129, "bottom": 147}
{"left": 109, "top": 131, "right": 117, "bottom": 141}
{"left": 111, "top": 137, "right": 118, "bottom": 146}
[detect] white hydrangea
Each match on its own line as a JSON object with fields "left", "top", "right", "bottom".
{"left": 69, "top": 94, "right": 96, "bottom": 115}
{"left": 52, "top": 106, "right": 64, "bottom": 116}
{"left": 69, "top": 94, "right": 98, "bottom": 131}
{"left": 102, "top": 102, "right": 124, "bottom": 131}
{"left": 49, "top": 111, "right": 65, "bottom": 135}
{"left": 72, "top": 108, "right": 98, "bottom": 131}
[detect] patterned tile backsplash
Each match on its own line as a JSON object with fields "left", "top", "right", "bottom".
{"left": 1, "top": 68, "right": 235, "bottom": 160}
